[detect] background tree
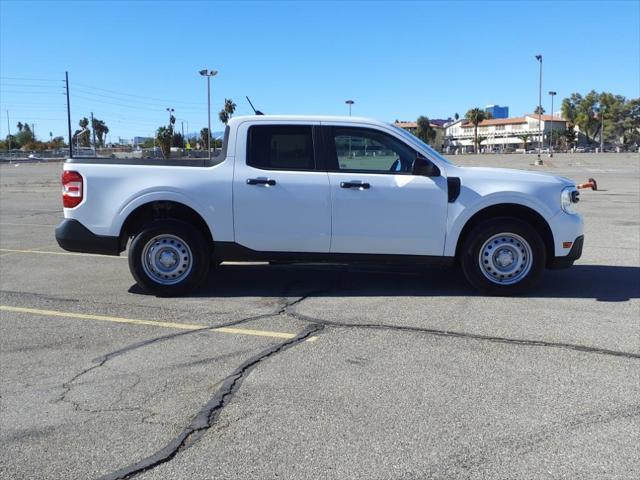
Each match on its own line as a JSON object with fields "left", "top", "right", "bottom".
{"left": 74, "top": 117, "right": 90, "bottom": 147}
{"left": 476, "top": 136, "right": 487, "bottom": 151}
{"left": 562, "top": 91, "right": 599, "bottom": 143}
{"left": 141, "top": 138, "right": 155, "bottom": 149}
{"left": 15, "top": 124, "right": 35, "bottom": 148}
{"left": 155, "top": 126, "right": 173, "bottom": 158}
{"left": 91, "top": 117, "right": 109, "bottom": 147}
{"left": 16, "top": 122, "right": 23, "bottom": 132}
{"left": 465, "top": 108, "right": 487, "bottom": 153}
{"left": 171, "top": 132, "right": 184, "bottom": 149}
{"left": 200, "top": 128, "right": 211, "bottom": 149}
{"left": 218, "top": 98, "right": 237, "bottom": 125}
{"left": 561, "top": 90, "right": 639, "bottom": 147}
{"left": 416, "top": 116, "right": 436, "bottom": 145}
{"left": 518, "top": 134, "right": 531, "bottom": 150}
{"left": 454, "top": 112, "right": 459, "bottom": 121}
{"left": 533, "top": 106, "right": 546, "bottom": 115}
{"left": 562, "top": 128, "right": 576, "bottom": 150}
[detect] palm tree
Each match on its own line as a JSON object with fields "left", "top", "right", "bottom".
{"left": 219, "top": 98, "right": 237, "bottom": 125}
{"left": 224, "top": 98, "right": 236, "bottom": 116}
{"left": 16, "top": 122, "right": 23, "bottom": 132}
{"left": 156, "top": 126, "right": 173, "bottom": 159}
{"left": 476, "top": 136, "right": 487, "bottom": 152}
{"left": 518, "top": 134, "right": 531, "bottom": 150}
{"left": 465, "top": 108, "right": 487, "bottom": 153}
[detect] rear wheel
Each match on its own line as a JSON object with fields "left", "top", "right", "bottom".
{"left": 128, "top": 220, "right": 210, "bottom": 296}
{"left": 460, "top": 218, "right": 546, "bottom": 295}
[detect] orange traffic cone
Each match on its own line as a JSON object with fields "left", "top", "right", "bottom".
{"left": 576, "top": 178, "right": 598, "bottom": 190}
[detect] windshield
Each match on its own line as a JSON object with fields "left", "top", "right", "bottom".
{"left": 389, "top": 124, "right": 452, "bottom": 165}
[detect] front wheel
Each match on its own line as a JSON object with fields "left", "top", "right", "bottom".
{"left": 459, "top": 218, "right": 546, "bottom": 295}
{"left": 128, "top": 220, "right": 210, "bottom": 296}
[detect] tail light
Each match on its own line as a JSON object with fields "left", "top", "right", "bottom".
{"left": 62, "top": 170, "right": 83, "bottom": 208}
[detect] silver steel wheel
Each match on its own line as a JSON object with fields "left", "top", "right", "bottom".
{"left": 478, "top": 232, "right": 533, "bottom": 285}
{"left": 141, "top": 234, "right": 193, "bottom": 285}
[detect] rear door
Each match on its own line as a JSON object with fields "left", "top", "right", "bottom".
{"left": 233, "top": 122, "right": 331, "bottom": 252}
{"left": 323, "top": 125, "right": 448, "bottom": 255}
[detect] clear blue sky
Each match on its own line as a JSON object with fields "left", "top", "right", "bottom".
{"left": 1, "top": 0, "right": 638, "bottom": 141}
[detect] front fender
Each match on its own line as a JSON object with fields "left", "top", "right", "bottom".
{"left": 444, "top": 191, "right": 556, "bottom": 257}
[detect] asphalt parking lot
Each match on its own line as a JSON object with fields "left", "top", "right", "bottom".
{"left": 1, "top": 153, "right": 639, "bottom": 479}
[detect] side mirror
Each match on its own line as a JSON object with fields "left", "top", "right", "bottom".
{"left": 412, "top": 156, "right": 440, "bottom": 177}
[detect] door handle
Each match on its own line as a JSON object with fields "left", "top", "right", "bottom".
{"left": 247, "top": 178, "right": 276, "bottom": 186}
{"left": 340, "top": 181, "right": 370, "bottom": 189}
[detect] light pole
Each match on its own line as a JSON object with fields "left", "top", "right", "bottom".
{"left": 199, "top": 69, "right": 218, "bottom": 161}
{"left": 600, "top": 104, "right": 605, "bottom": 153}
{"left": 6, "top": 110, "right": 11, "bottom": 159}
{"left": 166, "top": 107, "right": 175, "bottom": 155}
{"left": 548, "top": 90, "right": 556, "bottom": 157}
{"left": 345, "top": 99, "right": 354, "bottom": 116}
{"left": 535, "top": 54, "right": 543, "bottom": 165}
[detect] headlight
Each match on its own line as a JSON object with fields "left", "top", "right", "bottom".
{"left": 561, "top": 186, "right": 579, "bottom": 214}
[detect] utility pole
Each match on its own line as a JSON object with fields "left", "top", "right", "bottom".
{"left": 65, "top": 71, "right": 73, "bottom": 158}
{"left": 535, "top": 54, "right": 543, "bottom": 166}
{"left": 6, "top": 110, "right": 11, "bottom": 160}
{"left": 91, "top": 112, "right": 96, "bottom": 154}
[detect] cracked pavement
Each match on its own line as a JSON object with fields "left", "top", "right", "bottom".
{"left": 1, "top": 154, "right": 639, "bottom": 479}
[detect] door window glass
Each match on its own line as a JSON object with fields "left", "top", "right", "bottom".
{"left": 248, "top": 125, "right": 314, "bottom": 170}
{"left": 332, "top": 127, "right": 416, "bottom": 173}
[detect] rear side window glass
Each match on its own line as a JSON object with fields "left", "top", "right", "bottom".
{"left": 248, "top": 125, "right": 315, "bottom": 170}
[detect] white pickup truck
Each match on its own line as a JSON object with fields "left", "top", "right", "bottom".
{"left": 55, "top": 115, "right": 583, "bottom": 296}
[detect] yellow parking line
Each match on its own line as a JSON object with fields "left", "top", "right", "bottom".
{"left": 0, "top": 305, "right": 316, "bottom": 341}
{"left": 0, "top": 248, "right": 126, "bottom": 259}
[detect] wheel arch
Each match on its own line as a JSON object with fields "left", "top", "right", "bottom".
{"left": 119, "top": 200, "right": 214, "bottom": 250}
{"left": 454, "top": 203, "right": 555, "bottom": 266}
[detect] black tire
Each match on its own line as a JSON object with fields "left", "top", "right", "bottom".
{"left": 459, "top": 217, "right": 546, "bottom": 295}
{"left": 128, "top": 219, "right": 210, "bottom": 296}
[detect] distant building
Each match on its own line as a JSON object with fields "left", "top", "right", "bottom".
{"left": 485, "top": 105, "right": 509, "bottom": 119}
{"left": 445, "top": 114, "right": 567, "bottom": 153}
{"left": 394, "top": 121, "right": 445, "bottom": 151}
{"left": 133, "top": 136, "right": 152, "bottom": 146}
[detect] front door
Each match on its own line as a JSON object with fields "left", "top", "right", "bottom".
{"left": 324, "top": 125, "right": 448, "bottom": 256}
{"left": 233, "top": 123, "right": 331, "bottom": 252}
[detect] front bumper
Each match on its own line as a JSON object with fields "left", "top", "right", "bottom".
{"left": 548, "top": 235, "right": 584, "bottom": 269}
{"left": 55, "top": 219, "right": 122, "bottom": 256}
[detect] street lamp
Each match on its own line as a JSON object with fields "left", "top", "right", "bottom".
{"left": 535, "top": 54, "right": 543, "bottom": 165}
{"left": 166, "top": 107, "right": 175, "bottom": 154}
{"left": 345, "top": 100, "right": 354, "bottom": 116}
{"left": 166, "top": 107, "right": 175, "bottom": 126}
{"left": 199, "top": 69, "right": 218, "bottom": 161}
{"left": 548, "top": 91, "right": 556, "bottom": 157}
{"left": 600, "top": 104, "right": 605, "bottom": 153}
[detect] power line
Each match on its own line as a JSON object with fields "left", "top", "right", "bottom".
{"left": 0, "top": 82, "right": 64, "bottom": 88}
{"left": 0, "top": 76, "right": 61, "bottom": 82}
{"left": 70, "top": 87, "right": 203, "bottom": 110}
{"left": 0, "top": 90, "right": 65, "bottom": 95}
{"left": 71, "top": 81, "right": 202, "bottom": 106}
{"left": 70, "top": 93, "right": 203, "bottom": 113}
